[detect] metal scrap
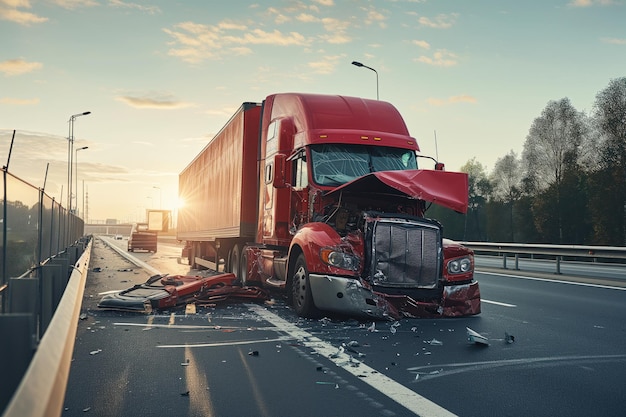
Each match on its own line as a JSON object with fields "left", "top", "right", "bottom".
{"left": 466, "top": 327, "right": 489, "bottom": 345}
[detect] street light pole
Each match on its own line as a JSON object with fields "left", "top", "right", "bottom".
{"left": 67, "top": 111, "right": 91, "bottom": 214}
{"left": 75, "top": 146, "right": 88, "bottom": 217}
{"left": 351, "top": 61, "right": 379, "bottom": 100}
{"left": 153, "top": 186, "right": 162, "bottom": 209}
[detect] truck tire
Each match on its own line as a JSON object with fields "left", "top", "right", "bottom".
{"left": 229, "top": 244, "right": 241, "bottom": 282}
{"left": 291, "top": 254, "right": 320, "bottom": 318}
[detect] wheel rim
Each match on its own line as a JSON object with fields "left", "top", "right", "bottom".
{"left": 230, "top": 245, "right": 240, "bottom": 278}
{"left": 240, "top": 250, "right": 248, "bottom": 286}
{"left": 292, "top": 265, "right": 307, "bottom": 309}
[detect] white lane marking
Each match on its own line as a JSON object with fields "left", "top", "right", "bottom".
{"left": 113, "top": 322, "right": 275, "bottom": 331}
{"left": 99, "top": 236, "right": 162, "bottom": 276}
{"left": 479, "top": 271, "right": 626, "bottom": 291}
{"left": 247, "top": 304, "right": 457, "bottom": 417}
{"left": 481, "top": 299, "right": 517, "bottom": 307}
{"left": 157, "top": 336, "right": 293, "bottom": 349}
{"left": 407, "top": 354, "right": 626, "bottom": 380}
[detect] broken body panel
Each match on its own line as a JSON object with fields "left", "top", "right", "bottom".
{"left": 98, "top": 273, "right": 269, "bottom": 312}
{"left": 176, "top": 93, "right": 480, "bottom": 320}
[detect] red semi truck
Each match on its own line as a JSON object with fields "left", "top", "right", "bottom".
{"left": 177, "top": 93, "right": 480, "bottom": 319}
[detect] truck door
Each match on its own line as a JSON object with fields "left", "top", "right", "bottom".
{"left": 261, "top": 118, "right": 294, "bottom": 246}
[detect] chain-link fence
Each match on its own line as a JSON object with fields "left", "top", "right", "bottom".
{"left": 0, "top": 168, "right": 84, "bottom": 313}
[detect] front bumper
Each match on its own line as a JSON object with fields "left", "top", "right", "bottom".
{"left": 309, "top": 273, "right": 481, "bottom": 320}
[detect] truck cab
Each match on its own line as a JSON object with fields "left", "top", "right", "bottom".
{"left": 243, "top": 93, "right": 480, "bottom": 319}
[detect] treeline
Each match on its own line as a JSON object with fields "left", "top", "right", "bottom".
{"left": 429, "top": 77, "right": 626, "bottom": 246}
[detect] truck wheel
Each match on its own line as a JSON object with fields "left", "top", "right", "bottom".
{"left": 291, "top": 254, "right": 320, "bottom": 318}
{"left": 229, "top": 244, "right": 241, "bottom": 282}
{"left": 239, "top": 247, "right": 249, "bottom": 286}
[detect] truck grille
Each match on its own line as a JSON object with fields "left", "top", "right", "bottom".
{"left": 369, "top": 218, "right": 442, "bottom": 288}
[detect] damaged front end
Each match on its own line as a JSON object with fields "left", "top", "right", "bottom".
{"left": 307, "top": 211, "right": 481, "bottom": 320}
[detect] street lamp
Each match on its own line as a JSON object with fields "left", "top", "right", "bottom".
{"left": 351, "top": 61, "right": 379, "bottom": 100}
{"left": 67, "top": 111, "right": 91, "bottom": 213}
{"left": 153, "top": 186, "right": 162, "bottom": 209}
{"left": 75, "top": 146, "right": 88, "bottom": 217}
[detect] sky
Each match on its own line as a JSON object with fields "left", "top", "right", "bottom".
{"left": 1, "top": 0, "right": 625, "bottom": 224}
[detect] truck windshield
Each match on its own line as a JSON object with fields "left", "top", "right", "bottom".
{"left": 310, "top": 144, "right": 417, "bottom": 186}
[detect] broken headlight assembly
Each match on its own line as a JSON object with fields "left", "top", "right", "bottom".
{"left": 320, "top": 247, "right": 360, "bottom": 271}
{"left": 447, "top": 256, "right": 472, "bottom": 275}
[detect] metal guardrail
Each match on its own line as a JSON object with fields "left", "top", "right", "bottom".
{"left": 0, "top": 236, "right": 91, "bottom": 417}
{"left": 462, "top": 242, "right": 626, "bottom": 274}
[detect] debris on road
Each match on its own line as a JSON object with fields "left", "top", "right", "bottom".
{"left": 424, "top": 338, "right": 443, "bottom": 346}
{"left": 505, "top": 332, "right": 515, "bottom": 344}
{"left": 185, "top": 303, "right": 196, "bottom": 315}
{"left": 97, "top": 273, "right": 269, "bottom": 312}
{"left": 466, "top": 327, "right": 489, "bottom": 345}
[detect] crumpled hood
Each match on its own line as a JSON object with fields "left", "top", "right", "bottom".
{"left": 325, "top": 169, "right": 469, "bottom": 213}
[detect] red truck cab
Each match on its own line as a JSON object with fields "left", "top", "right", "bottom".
{"left": 178, "top": 93, "right": 480, "bottom": 319}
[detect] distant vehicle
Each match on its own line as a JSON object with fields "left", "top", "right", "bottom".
{"left": 114, "top": 234, "right": 123, "bottom": 240}
{"left": 128, "top": 223, "right": 157, "bottom": 253}
{"left": 177, "top": 93, "right": 480, "bottom": 319}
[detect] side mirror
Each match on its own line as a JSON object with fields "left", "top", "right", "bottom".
{"left": 273, "top": 153, "right": 288, "bottom": 188}
{"left": 434, "top": 162, "right": 445, "bottom": 171}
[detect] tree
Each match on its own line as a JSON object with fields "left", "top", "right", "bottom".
{"left": 490, "top": 151, "right": 522, "bottom": 241}
{"left": 590, "top": 77, "right": 626, "bottom": 244}
{"left": 522, "top": 98, "right": 588, "bottom": 242}
{"left": 460, "top": 158, "right": 492, "bottom": 241}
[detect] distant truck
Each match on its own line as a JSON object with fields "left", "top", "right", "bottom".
{"left": 128, "top": 223, "right": 157, "bottom": 253}
{"left": 177, "top": 93, "right": 480, "bottom": 319}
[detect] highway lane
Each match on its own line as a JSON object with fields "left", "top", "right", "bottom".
{"left": 63, "top": 238, "right": 626, "bottom": 416}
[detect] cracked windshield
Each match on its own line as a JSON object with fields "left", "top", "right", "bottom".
{"left": 310, "top": 144, "right": 417, "bottom": 186}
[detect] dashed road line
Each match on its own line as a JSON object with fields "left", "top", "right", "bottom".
{"left": 247, "top": 304, "right": 458, "bottom": 417}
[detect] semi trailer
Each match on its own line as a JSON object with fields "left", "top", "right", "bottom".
{"left": 177, "top": 93, "right": 480, "bottom": 319}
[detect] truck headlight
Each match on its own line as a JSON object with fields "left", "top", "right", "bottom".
{"left": 320, "top": 248, "right": 360, "bottom": 271}
{"left": 447, "top": 256, "right": 472, "bottom": 274}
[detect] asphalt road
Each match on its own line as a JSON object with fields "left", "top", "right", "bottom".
{"left": 63, "top": 237, "right": 626, "bottom": 417}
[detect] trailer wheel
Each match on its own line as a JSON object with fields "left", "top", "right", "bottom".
{"left": 229, "top": 244, "right": 241, "bottom": 283}
{"left": 239, "top": 247, "right": 249, "bottom": 286}
{"left": 291, "top": 254, "right": 320, "bottom": 318}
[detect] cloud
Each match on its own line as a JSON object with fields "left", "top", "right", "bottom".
{"left": 418, "top": 13, "right": 458, "bottom": 29}
{"left": 308, "top": 55, "right": 344, "bottom": 74}
{"left": 297, "top": 13, "right": 318, "bottom": 23}
{"left": 601, "top": 37, "right": 626, "bottom": 44}
{"left": 164, "top": 21, "right": 310, "bottom": 63}
{"left": 313, "top": 0, "right": 334, "bottom": 6}
{"left": 427, "top": 95, "right": 477, "bottom": 106}
{"left": 0, "top": 0, "right": 48, "bottom": 25}
{"left": 50, "top": 0, "right": 98, "bottom": 9}
{"left": 116, "top": 94, "right": 194, "bottom": 109}
{"left": 568, "top": 0, "right": 617, "bottom": 6}
{"left": 363, "top": 6, "right": 388, "bottom": 27}
{"left": 108, "top": 0, "right": 161, "bottom": 14}
{"left": 414, "top": 49, "right": 458, "bottom": 67}
{"left": 0, "top": 97, "right": 39, "bottom": 105}
{"left": 411, "top": 39, "right": 430, "bottom": 49}
{"left": 0, "top": 58, "right": 42, "bottom": 76}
